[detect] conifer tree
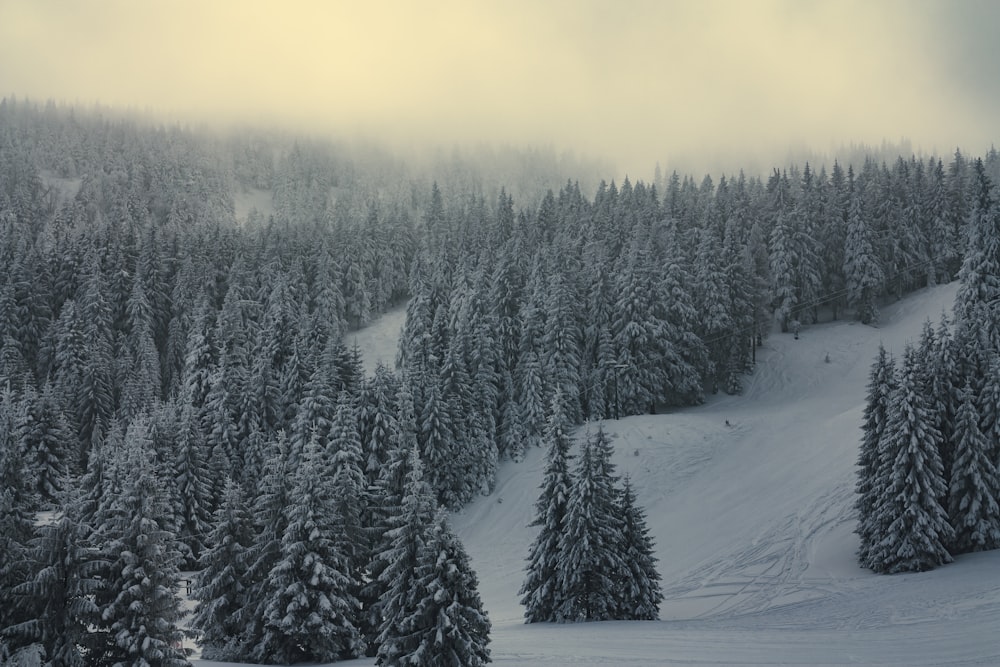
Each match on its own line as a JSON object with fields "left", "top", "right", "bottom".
{"left": 844, "top": 191, "right": 884, "bottom": 324}
{"left": 7, "top": 490, "right": 103, "bottom": 667}
{"left": 855, "top": 344, "right": 897, "bottom": 568}
{"left": 328, "top": 395, "right": 370, "bottom": 588}
{"left": 376, "top": 447, "right": 437, "bottom": 666}
{"left": 94, "top": 415, "right": 190, "bottom": 666}
{"left": 257, "top": 430, "right": 365, "bottom": 663}
{"left": 555, "top": 427, "right": 625, "bottom": 621}
{"left": 616, "top": 477, "right": 663, "bottom": 620}
{"left": 190, "top": 478, "right": 254, "bottom": 661}
{"left": 0, "top": 389, "right": 37, "bottom": 638}
{"left": 405, "top": 508, "right": 491, "bottom": 667}
{"left": 520, "top": 391, "right": 574, "bottom": 623}
{"left": 16, "top": 383, "right": 73, "bottom": 505}
{"left": 948, "top": 383, "right": 1000, "bottom": 554}
{"left": 172, "top": 398, "right": 214, "bottom": 568}
{"left": 869, "top": 346, "right": 953, "bottom": 573}
{"left": 235, "top": 431, "right": 293, "bottom": 661}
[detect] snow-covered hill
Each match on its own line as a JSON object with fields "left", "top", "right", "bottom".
{"left": 199, "top": 282, "right": 1000, "bottom": 666}
{"left": 451, "top": 282, "right": 1000, "bottom": 666}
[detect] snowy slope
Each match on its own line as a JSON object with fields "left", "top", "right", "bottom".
{"left": 197, "top": 282, "right": 1000, "bottom": 666}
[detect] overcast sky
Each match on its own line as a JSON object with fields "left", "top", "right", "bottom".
{"left": 1, "top": 0, "right": 996, "bottom": 176}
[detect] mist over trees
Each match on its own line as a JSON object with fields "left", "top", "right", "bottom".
{"left": 0, "top": 96, "right": 997, "bottom": 661}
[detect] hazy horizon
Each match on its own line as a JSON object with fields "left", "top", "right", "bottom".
{"left": 2, "top": 0, "right": 997, "bottom": 179}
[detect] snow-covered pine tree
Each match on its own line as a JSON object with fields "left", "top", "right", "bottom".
{"left": 404, "top": 508, "right": 491, "bottom": 667}
{"left": 375, "top": 446, "right": 437, "bottom": 666}
{"left": 977, "top": 354, "right": 1000, "bottom": 485}
{"left": 844, "top": 190, "right": 884, "bottom": 324}
{"left": 948, "top": 382, "right": 1000, "bottom": 554}
{"left": 520, "top": 390, "right": 574, "bottom": 622}
{"left": 234, "top": 430, "right": 293, "bottom": 661}
{"left": 418, "top": 369, "right": 459, "bottom": 506}
{"left": 190, "top": 478, "right": 254, "bottom": 661}
{"left": 0, "top": 388, "right": 37, "bottom": 640}
{"left": 172, "top": 397, "right": 214, "bottom": 569}
{"left": 769, "top": 213, "right": 798, "bottom": 333}
{"left": 555, "top": 427, "right": 626, "bottom": 621}
{"left": 257, "top": 429, "right": 365, "bottom": 663}
{"left": 954, "top": 158, "right": 1000, "bottom": 333}
{"left": 16, "top": 383, "right": 73, "bottom": 506}
{"left": 543, "top": 270, "right": 582, "bottom": 424}
{"left": 361, "top": 383, "right": 419, "bottom": 655}
{"left": 869, "top": 345, "right": 953, "bottom": 573}
{"left": 328, "top": 394, "right": 370, "bottom": 591}
{"left": 855, "top": 343, "right": 897, "bottom": 568}
{"left": 615, "top": 476, "right": 663, "bottom": 620}
{"left": 7, "top": 489, "right": 103, "bottom": 667}
{"left": 94, "top": 415, "right": 190, "bottom": 666}
{"left": 931, "top": 313, "right": 959, "bottom": 487}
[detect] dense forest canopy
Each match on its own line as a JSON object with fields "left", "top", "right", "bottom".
{"left": 0, "top": 97, "right": 998, "bottom": 664}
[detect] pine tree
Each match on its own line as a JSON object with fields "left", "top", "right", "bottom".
{"left": 404, "top": 508, "right": 491, "bottom": 667}
{"left": 615, "top": 477, "right": 663, "bottom": 620}
{"left": 328, "top": 395, "right": 369, "bottom": 590}
{"left": 235, "top": 430, "right": 293, "bottom": 661}
{"left": 172, "top": 399, "right": 214, "bottom": 568}
{"left": 16, "top": 383, "right": 74, "bottom": 506}
{"left": 0, "top": 389, "right": 37, "bottom": 638}
{"left": 869, "top": 346, "right": 953, "bottom": 573}
{"left": 555, "top": 427, "right": 625, "bottom": 621}
{"left": 190, "top": 478, "right": 254, "bottom": 661}
{"left": 7, "top": 491, "right": 103, "bottom": 667}
{"left": 93, "top": 415, "right": 190, "bottom": 666}
{"left": 520, "top": 391, "right": 574, "bottom": 623}
{"left": 257, "top": 430, "right": 365, "bottom": 663}
{"left": 948, "top": 383, "right": 1000, "bottom": 554}
{"left": 376, "top": 446, "right": 437, "bottom": 666}
{"left": 844, "top": 191, "right": 884, "bottom": 324}
{"left": 954, "top": 158, "right": 1000, "bottom": 333}
{"left": 855, "top": 344, "right": 897, "bottom": 568}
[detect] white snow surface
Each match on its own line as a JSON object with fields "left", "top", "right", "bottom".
{"left": 196, "top": 282, "right": 1000, "bottom": 666}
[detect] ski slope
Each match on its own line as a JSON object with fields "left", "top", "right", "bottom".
{"left": 198, "top": 282, "right": 1000, "bottom": 666}
{"left": 449, "top": 281, "right": 1000, "bottom": 666}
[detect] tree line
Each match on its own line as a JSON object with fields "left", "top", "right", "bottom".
{"left": 0, "top": 97, "right": 998, "bottom": 662}
{"left": 856, "top": 159, "right": 1000, "bottom": 573}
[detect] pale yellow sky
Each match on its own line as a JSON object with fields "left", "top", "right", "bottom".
{"left": 1, "top": 0, "right": 996, "bottom": 175}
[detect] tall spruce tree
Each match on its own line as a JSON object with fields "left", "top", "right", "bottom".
{"left": 94, "top": 415, "right": 190, "bottom": 666}
{"left": 855, "top": 344, "right": 897, "bottom": 568}
{"left": 948, "top": 383, "right": 1000, "bottom": 553}
{"left": 616, "top": 476, "right": 663, "bottom": 620}
{"left": 7, "top": 490, "right": 103, "bottom": 667}
{"left": 257, "top": 430, "right": 365, "bottom": 663}
{"left": 190, "top": 478, "right": 254, "bottom": 661}
{"left": 555, "top": 427, "right": 626, "bottom": 621}
{"left": 375, "top": 446, "right": 437, "bottom": 666}
{"left": 520, "top": 391, "right": 574, "bottom": 622}
{"left": 868, "top": 345, "right": 953, "bottom": 573}
{"left": 404, "top": 508, "right": 491, "bottom": 667}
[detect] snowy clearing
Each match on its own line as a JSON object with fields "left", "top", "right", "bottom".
{"left": 196, "top": 282, "right": 1000, "bottom": 666}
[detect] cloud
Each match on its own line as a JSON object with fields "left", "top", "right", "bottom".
{"left": 0, "top": 0, "right": 994, "bottom": 176}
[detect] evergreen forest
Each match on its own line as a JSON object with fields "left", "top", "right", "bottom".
{"left": 0, "top": 98, "right": 999, "bottom": 665}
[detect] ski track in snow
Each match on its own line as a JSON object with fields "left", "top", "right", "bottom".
{"left": 194, "top": 283, "right": 1000, "bottom": 666}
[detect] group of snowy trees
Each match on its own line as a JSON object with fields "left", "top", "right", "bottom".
{"left": 520, "top": 410, "right": 662, "bottom": 623}
{"left": 396, "top": 148, "right": 1000, "bottom": 512}
{"left": 856, "top": 159, "right": 1000, "bottom": 574}
{"left": 2, "top": 390, "right": 493, "bottom": 666}
{"left": 190, "top": 437, "right": 490, "bottom": 666}
{"left": 2, "top": 96, "right": 1000, "bottom": 660}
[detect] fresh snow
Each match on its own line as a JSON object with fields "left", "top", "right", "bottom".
{"left": 196, "top": 282, "right": 1000, "bottom": 666}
